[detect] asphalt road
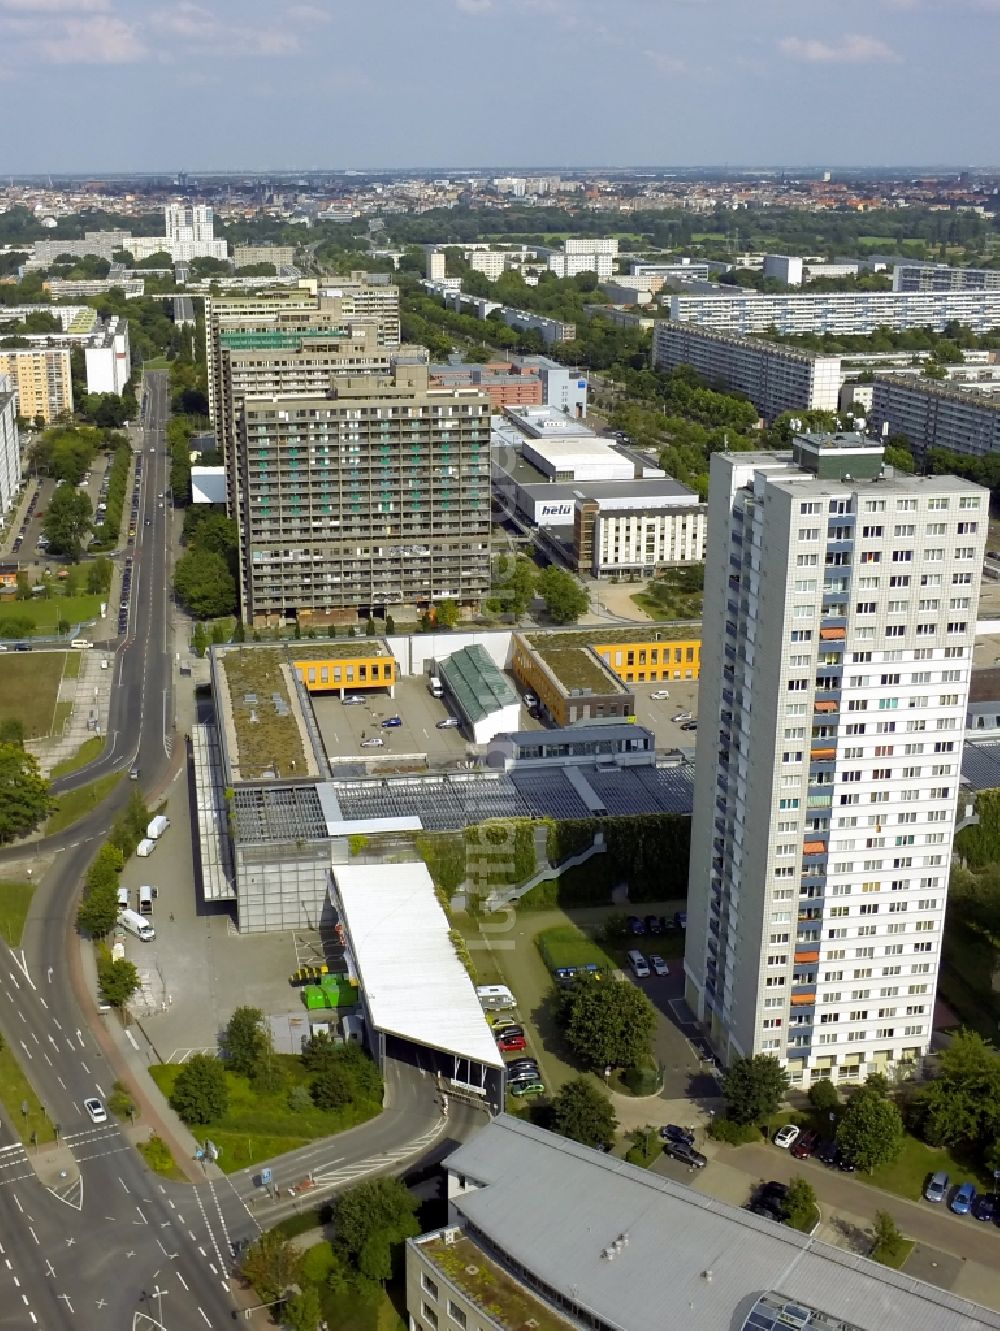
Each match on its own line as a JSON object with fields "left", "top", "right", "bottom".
{"left": 0, "top": 373, "right": 486, "bottom": 1328}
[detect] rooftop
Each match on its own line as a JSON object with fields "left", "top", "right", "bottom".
{"left": 877, "top": 373, "right": 1000, "bottom": 410}
{"left": 443, "top": 1116, "right": 1000, "bottom": 1331}
{"left": 530, "top": 641, "right": 627, "bottom": 696}
{"left": 231, "top": 782, "right": 329, "bottom": 844}
{"left": 418, "top": 1234, "right": 572, "bottom": 1331}
{"left": 292, "top": 640, "right": 390, "bottom": 661}
{"left": 440, "top": 644, "right": 519, "bottom": 724}
{"left": 218, "top": 647, "right": 309, "bottom": 781}
{"left": 333, "top": 862, "right": 503, "bottom": 1069}
{"left": 503, "top": 404, "right": 597, "bottom": 440}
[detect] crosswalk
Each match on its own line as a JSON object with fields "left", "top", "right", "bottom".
{"left": 0, "top": 1142, "right": 32, "bottom": 1189}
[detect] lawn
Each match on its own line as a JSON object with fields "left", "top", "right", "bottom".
{"left": 137, "top": 1134, "right": 186, "bottom": 1181}
{"left": 0, "top": 1040, "right": 55, "bottom": 1144}
{"left": 148, "top": 1056, "right": 383, "bottom": 1173}
{"left": 142, "top": 357, "right": 171, "bottom": 371}
{"left": 45, "top": 771, "right": 122, "bottom": 835}
{"left": 0, "top": 652, "right": 66, "bottom": 739}
{"left": 0, "top": 594, "right": 103, "bottom": 633}
{"left": 0, "top": 881, "right": 35, "bottom": 947}
{"left": 535, "top": 924, "right": 614, "bottom": 973}
{"left": 62, "top": 651, "right": 82, "bottom": 680}
{"left": 873, "top": 1238, "right": 915, "bottom": 1270}
{"left": 869, "top": 1133, "right": 990, "bottom": 1201}
{"left": 51, "top": 735, "right": 105, "bottom": 779}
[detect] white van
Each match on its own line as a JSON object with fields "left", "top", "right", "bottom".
{"left": 627, "top": 950, "right": 650, "bottom": 979}
{"left": 428, "top": 674, "right": 444, "bottom": 698}
{"left": 117, "top": 886, "right": 129, "bottom": 911}
{"left": 70, "top": 638, "right": 92, "bottom": 649}
{"left": 120, "top": 908, "right": 155, "bottom": 942}
{"left": 136, "top": 837, "right": 155, "bottom": 857}
{"left": 137, "top": 884, "right": 154, "bottom": 916}
{"left": 476, "top": 984, "right": 517, "bottom": 1012}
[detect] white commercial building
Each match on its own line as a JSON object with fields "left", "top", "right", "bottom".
{"left": 564, "top": 237, "right": 618, "bottom": 257}
{"left": 0, "top": 380, "right": 20, "bottom": 519}
{"left": 685, "top": 432, "right": 986, "bottom": 1087}
{"left": 763, "top": 254, "right": 804, "bottom": 286}
{"left": 668, "top": 289, "right": 1000, "bottom": 336}
{"left": 591, "top": 495, "right": 707, "bottom": 576}
{"left": 652, "top": 322, "right": 841, "bottom": 422}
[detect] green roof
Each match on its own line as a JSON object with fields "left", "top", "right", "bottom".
{"left": 440, "top": 644, "right": 519, "bottom": 724}
{"left": 292, "top": 640, "right": 388, "bottom": 660}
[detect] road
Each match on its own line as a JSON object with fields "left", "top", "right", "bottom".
{"left": 0, "top": 372, "right": 482, "bottom": 1328}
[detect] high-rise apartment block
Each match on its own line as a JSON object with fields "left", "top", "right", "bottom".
{"left": 0, "top": 346, "right": 73, "bottom": 422}
{"left": 236, "top": 363, "right": 491, "bottom": 626}
{"left": 893, "top": 264, "right": 1000, "bottom": 293}
{"left": 0, "top": 379, "right": 21, "bottom": 518}
{"left": 871, "top": 375, "right": 1000, "bottom": 461}
{"left": 685, "top": 432, "right": 985, "bottom": 1087}
{"left": 165, "top": 203, "right": 216, "bottom": 244}
{"left": 426, "top": 248, "right": 446, "bottom": 282}
{"left": 669, "top": 289, "right": 1000, "bottom": 337}
{"left": 469, "top": 250, "right": 505, "bottom": 280}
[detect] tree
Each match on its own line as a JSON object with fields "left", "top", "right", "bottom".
{"left": 722, "top": 1055, "right": 790, "bottom": 1126}
{"left": 78, "top": 880, "right": 120, "bottom": 937}
{"left": 507, "top": 557, "right": 537, "bottom": 618}
{"left": 284, "top": 1285, "right": 323, "bottom": 1331}
{"left": 96, "top": 956, "right": 140, "bottom": 1008}
{"left": 551, "top": 1076, "right": 617, "bottom": 1150}
{"left": 557, "top": 976, "right": 656, "bottom": 1071}
{"left": 223, "top": 1006, "right": 269, "bottom": 1078}
{"left": 311, "top": 1061, "right": 354, "bottom": 1110}
{"left": 192, "top": 621, "right": 208, "bottom": 658}
{"left": 912, "top": 1028, "right": 1000, "bottom": 1150}
{"left": 169, "top": 1053, "right": 228, "bottom": 1125}
{"left": 0, "top": 744, "right": 52, "bottom": 843}
{"left": 538, "top": 565, "right": 588, "bottom": 625}
{"left": 173, "top": 549, "right": 237, "bottom": 618}
{"left": 871, "top": 1209, "right": 906, "bottom": 1266}
{"left": 0, "top": 718, "right": 24, "bottom": 748}
{"left": 784, "top": 1176, "right": 818, "bottom": 1232}
{"left": 241, "top": 1229, "right": 302, "bottom": 1305}
{"left": 808, "top": 1077, "right": 840, "bottom": 1116}
{"left": 836, "top": 1085, "right": 904, "bottom": 1173}
{"left": 435, "top": 599, "right": 460, "bottom": 629}
{"left": 332, "top": 1178, "right": 420, "bottom": 1278}
{"left": 109, "top": 1080, "right": 137, "bottom": 1120}
{"left": 43, "top": 482, "right": 92, "bottom": 560}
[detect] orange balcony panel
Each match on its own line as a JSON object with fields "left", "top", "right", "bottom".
{"left": 802, "top": 840, "right": 826, "bottom": 855}
{"left": 820, "top": 626, "right": 846, "bottom": 641}
{"left": 814, "top": 700, "right": 838, "bottom": 713}
{"left": 794, "top": 949, "right": 820, "bottom": 963}
{"left": 790, "top": 992, "right": 817, "bottom": 1006}
{"left": 810, "top": 747, "right": 836, "bottom": 760}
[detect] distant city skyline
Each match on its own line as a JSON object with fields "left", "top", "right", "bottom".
{"left": 0, "top": 0, "right": 995, "bottom": 172}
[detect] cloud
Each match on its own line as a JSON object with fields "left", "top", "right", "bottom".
{"left": 643, "top": 47, "right": 686, "bottom": 74}
{"left": 0, "top": 0, "right": 110, "bottom": 10}
{"left": 779, "top": 33, "right": 900, "bottom": 63}
{"left": 286, "top": 3, "right": 331, "bottom": 22}
{"left": 455, "top": 0, "right": 491, "bottom": 11}
{"left": 149, "top": 2, "right": 300, "bottom": 54}
{"left": 33, "top": 12, "right": 145, "bottom": 60}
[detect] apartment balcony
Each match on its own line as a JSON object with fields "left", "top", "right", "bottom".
{"left": 791, "top": 987, "right": 817, "bottom": 1008}
{"left": 786, "top": 1045, "right": 811, "bottom": 1059}
{"left": 794, "top": 947, "right": 820, "bottom": 964}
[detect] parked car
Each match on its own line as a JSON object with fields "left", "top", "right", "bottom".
{"left": 663, "top": 1140, "right": 707, "bottom": 1169}
{"left": 509, "top": 1080, "right": 545, "bottom": 1098}
{"left": 673, "top": 911, "right": 687, "bottom": 930}
{"left": 505, "top": 1058, "right": 539, "bottom": 1075}
{"left": 659, "top": 1124, "right": 695, "bottom": 1146}
{"left": 974, "top": 1193, "right": 998, "bottom": 1223}
{"left": 650, "top": 690, "right": 670, "bottom": 700}
{"left": 680, "top": 721, "right": 698, "bottom": 732}
{"left": 650, "top": 955, "right": 669, "bottom": 977}
{"left": 381, "top": 715, "right": 403, "bottom": 728}
{"left": 494, "top": 1024, "right": 524, "bottom": 1040}
{"left": 84, "top": 1097, "right": 107, "bottom": 1124}
{"left": 671, "top": 711, "right": 692, "bottom": 723}
{"left": 924, "top": 1170, "right": 950, "bottom": 1203}
{"left": 436, "top": 717, "right": 459, "bottom": 729}
{"left": 774, "top": 1124, "right": 800, "bottom": 1150}
{"left": 951, "top": 1182, "right": 977, "bottom": 1215}
{"left": 644, "top": 914, "right": 662, "bottom": 935}
{"left": 790, "top": 1129, "right": 819, "bottom": 1160}
{"left": 507, "top": 1067, "right": 542, "bottom": 1085}
{"left": 497, "top": 1033, "right": 526, "bottom": 1053}
{"left": 360, "top": 736, "right": 385, "bottom": 748}
{"left": 342, "top": 695, "right": 366, "bottom": 705}
{"left": 627, "top": 915, "right": 645, "bottom": 936}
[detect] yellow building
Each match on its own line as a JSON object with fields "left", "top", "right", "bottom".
{"left": 0, "top": 346, "right": 73, "bottom": 423}
{"left": 593, "top": 635, "right": 701, "bottom": 685}
{"left": 292, "top": 642, "right": 396, "bottom": 695}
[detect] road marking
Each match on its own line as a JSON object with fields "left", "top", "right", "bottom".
{"left": 56, "top": 1075, "right": 66, "bottom": 1090}
{"left": 80, "top": 1060, "right": 90, "bottom": 1074}
{"left": 119, "top": 1176, "right": 131, "bottom": 1194}
{"left": 44, "top": 1260, "right": 54, "bottom": 1278}
{"left": 42, "top": 1053, "right": 51, "bottom": 1066}
{"left": 10, "top": 1193, "right": 22, "bottom": 1211}
{"left": 75, "top": 1029, "right": 85, "bottom": 1048}
{"left": 18, "top": 1040, "right": 31, "bottom": 1061}
{"left": 197, "top": 1308, "right": 211, "bottom": 1326}
{"left": 175, "top": 1271, "right": 188, "bottom": 1292}
{"left": 27, "top": 1228, "right": 37, "bottom": 1247}
{"left": 135, "top": 1205, "right": 148, "bottom": 1225}
{"left": 52, "top": 1018, "right": 61, "bottom": 1030}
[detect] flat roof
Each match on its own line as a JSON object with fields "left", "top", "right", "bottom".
{"left": 440, "top": 644, "right": 519, "bottom": 724}
{"left": 292, "top": 640, "right": 390, "bottom": 661}
{"left": 532, "top": 641, "right": 627, "bottom": 695}
{"left": 444, "top": 1116, "right": 1000, "bottom": 1331}
{"left": 333, "top": 862, "right": 503, "bottom": 1070}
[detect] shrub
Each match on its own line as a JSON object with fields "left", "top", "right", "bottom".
{"left": 708, "top": 1117, "right": 759, "bottom": 1145}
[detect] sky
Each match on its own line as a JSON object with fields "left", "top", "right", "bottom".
{"left": 0, "top": 0, "right": 997, "bottom": 173}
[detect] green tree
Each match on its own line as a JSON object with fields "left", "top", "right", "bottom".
{"left": 108, "top": 1080, "right": 137, "bottom": 1120}
{"left": 77, "top": 880, "right": 120, "bottom": 937}
{"left": 43, "top": 482, "right": 92, "bottom": 560}
{"left": 222, "top": 1006, "right": 269, "bottom": 1077}
{"left": 365, "top": 617, "right": 376, "bottom": 636}
{"left": 14, "top": 571, "right": 31, "bottom": 601}
{"left": 808, "top": 1077, "right": 840, "bottom": 1116}
{"left": 551, "top": 1076, "right": 617, "bottom": 1150}
{"left": 722, "top": 1055, "right": 790, "bottom": 1126}
{"left": 836, "top": 1085, "right": 904, "bottom": 1172}
{"left": 913, "top": 1028, "right": 1000, "bottom": 1150}
{"left": 192, "top": 621, "right": 208, "bottom": 658}
{"left": 332, "top": 1178, "right": 420, "bottom": 1277}
{"left": 557, "top": 975, "right": 656, "bottom": 1071}
{"left": 0, "top": 744, "right": 52, "bottom": 842}
{"left": 784, "top": 1176, "right": 818, "bottom": 1232}
{"left": 169, "top": 1053, "right": 229, "bottom": 1125}
{"left": 538, "top": 565, "right": 589, "bottom": 624}
{"left": 435, "top": 599, "right": 460, "bottom": 629}
{"left": 241, "top": 1229, "right": 302, "bottom": 1305}
{"left": 311, "top": 1061, "right": 354, "bottom": 1110}
{"left": 871, "top": 1209, "right": 906, "bottom": 1266}
{"left": 0, "top": 718, "right": 24, "bottom": 748}
{"left": 284, "top": 1284, "right": 323, "bottom": 1331}
{"left": 174, "top": 549, "right": 237, "bottom": 619}
{"left": 96, "top": 956, "right": 140, "bottom": 1008}
{"left": 507, "top": 557, "right": 537, "bottom": 618}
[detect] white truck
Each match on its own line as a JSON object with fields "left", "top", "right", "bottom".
{"left": 146, "top": 815, "right": 170, "bottom": 840}
{"left": 428, "top": 674, "right": 444, "bottom": 698}
{"left": 119, "top": 908, "right": 155, "bottom": 942}
{"left": 136, "top": 837, "right": 156, "bottom": 857}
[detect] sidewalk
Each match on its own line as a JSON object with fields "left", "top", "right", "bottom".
{"left": 0, "top": 478, "right": 39, "bottom": 556}
{"left": 29, "top": 648, "right": 114, "bottom": 776}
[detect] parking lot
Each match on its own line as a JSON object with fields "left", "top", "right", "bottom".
{"left": 630, "top": 677, "right": 701, "bottom": 752}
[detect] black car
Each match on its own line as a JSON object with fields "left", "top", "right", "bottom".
{"left": 663, "top": 1140, "right": 707, "bottom": 1169}
{"left": 659, "top": 1124, "right": 695, "bottom": 1145}
{"left": 506, "top": 1057, "right": 539, "bottom": 1072}
{"left": 507, "top": 1067, "right": 541, "bottom": 1085}
{"left": 644, "top": 914, "right": 662, "bottom": 935}
{"left": 973, "top": 1192, "right": 999, "bottom": 1223}
{"left": 627, "top": 915, "right": 645, "bottom": 936}
{"left": 816, "top": 1139, "right": 839, "bottom": 1166}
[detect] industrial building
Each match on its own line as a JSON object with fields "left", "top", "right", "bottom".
{"left": 685, "top": 432, "right": 985, "bottom": 1086}
{"left": 668, "top": 289, "right": 1000, "bottom": 336}
{"left": 652, "top": 322, "right": 841, "bottom": 422}
{"left": 870, "top": 375, "right": 1000, "bottom": 461}
{"left": 236, "top": 362, "right": 492, "bottom": 625}
{"left": 408, "top": 1116, "right": 1000, "bottom": 1331}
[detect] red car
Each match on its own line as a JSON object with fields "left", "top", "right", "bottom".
{"left": 497, "top": 1034, "right": 526, "bottom": 1052}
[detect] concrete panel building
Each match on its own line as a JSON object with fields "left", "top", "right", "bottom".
{"left": 233, "top": 244, "right": 295, "bottom": 270}
{"left": 0, "top": 383, "right": 20, "bottom": 518}
{"left": 668, "top": 289, "right": 1000, "bottom": 336}
{"left": 83, "top": 316, "right": 131, "bottom": 395}
{"left": 652, "top": 322, "right": 841, "bottom": 422}
{"left": 871, "top": 375, "right": 1000, "bottom": 461}
{"left": 893, "top": 264, "right": 1000, "bottom": 293}
{"left": 426, "top": 248, "right": 446, "bottom": 282}
{"left": 763, "top": 254, "right": 804, "bottom": 286}
{"left": 236, "top": 363, "right": 491, "bottom": 626}
{"left": 685, "top": 432, "right": 985, "bottom": 1087}
{"left": 469, "top": 250, "right": 506, "bottom": 280}
{"left": 0, "top": 346, "right": 72, "bottom": 422}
